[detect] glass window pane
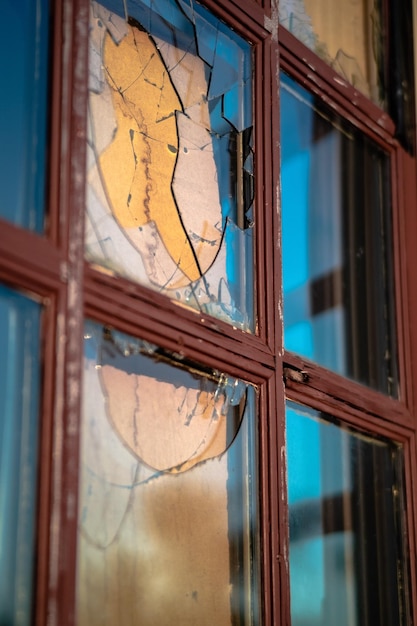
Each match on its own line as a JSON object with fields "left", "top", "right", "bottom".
{"left": 85, "top": 0, "right": 255, "bottom": 331}
{"left": 0, "top": 285, "right": 42, "bottom": 624}
{"left": 278, "top": 0, "right": 385, "bottom": 107}
{"left": 286, "top": 401, "right": 410, "bottom": 626}
{"left": 76, "top": 320, "right": 260, "bottom": 625}
{"left": 0, "top": 0, "right": 51, "bottom": 232}
{"left": 281, "top": 73, "right": 398, "bottom": 395}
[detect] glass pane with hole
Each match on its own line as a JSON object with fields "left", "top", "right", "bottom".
{"left": 85, "top": 0, "right": 255, "bottom": 331}
{"left": 76, "top": 320, "right": 260, "bottom": 625}
{"left": 278, "top": 0, "right": 386, "bottom": 107}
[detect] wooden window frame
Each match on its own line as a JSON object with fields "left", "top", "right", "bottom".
{"left": 1, "top": 0, "right": 417, "bottom": 624}
{"left": 279, "top": 19, "right": 417, "bottom": 626}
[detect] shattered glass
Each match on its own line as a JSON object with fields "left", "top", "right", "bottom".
{"left": 279, "top": 0, "right": 386, "bottom": 107}
{"left": 76, "top": 320, "right": 260, "bottom": 625}
{"left": 86, "top": 0, "right": 254, "bottom": 331}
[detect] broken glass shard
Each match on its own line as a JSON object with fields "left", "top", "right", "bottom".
{"left": 86, "top": 0, "right": 255, "bottom": 331}
{"left": 279, "top": 0, "right": 386, "bottom": 107}
{"left": 76, "top": 319, "right": 260, "bottom": 624}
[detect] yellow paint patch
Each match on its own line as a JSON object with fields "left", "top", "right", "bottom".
{"left": 100, "top": 25, "right": 200, "bottom": 280}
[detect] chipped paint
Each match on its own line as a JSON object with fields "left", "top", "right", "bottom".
{"left": 48, "top": 310, "right": 66, "bottom": 607}
{"left": 280, "top": 444, "right": 287, "bottom": 502}
{"left": 265, "top": 0, "right": 279, "bottom": 42}
{"left": 333, "top": 76, "right": 348, "bottom": 88}
{"left": 60, "top": 262, "right": 69, "bottom": 282}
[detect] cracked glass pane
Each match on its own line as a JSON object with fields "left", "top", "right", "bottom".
{"left": 279, "top": 0, "right": 386, "bottom": 107}
{"left": 0, "top": 285, "right": 42, "bottom": 625}
{"left": 287, "top": 401, "right": 410, "bottom": 626}
{"left": 86, "top": 1, "right": 254, "bottom": 331}
{"left": 0, "top": 0, "right": 51, "bottom": 232}
{"left": 76, "top": 320, "right": 260, "bottom": 625}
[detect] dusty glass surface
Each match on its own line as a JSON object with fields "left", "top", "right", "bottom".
{"left": 86, "top": 0, "right": 254, "bottom": 330}
{"left": 281, "top": 73, "right": 398, "bottom": 395}
{"left": 279, "top": 0, "right": 385, "bottom": 107}
{"left": 0, "top": 286, "right": 42, "bottom": 625}
{"left": 76, "top": 320, "right": 259, "bottom": 625}
{"left": 286, "top": 401, "right": 410, "bottom": 626}
{"left": 0, "top": 0, "right": 50, "bottom": 232}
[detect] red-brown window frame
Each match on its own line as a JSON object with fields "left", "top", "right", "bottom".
{"left": 279, "top": 21, "right": 417, "bottom": 626}
{"left": 1, "top": 0, "right": 417, "bottom": 625}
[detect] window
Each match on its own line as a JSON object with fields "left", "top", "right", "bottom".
{"left": 0, "top": 287, "right": 42, "bottom": 624}
{"left": 279, "top": 1, "right": 417, "bottom": 624}
{"left": 0, "top": 1, "right": 50, "bottom": 623}
{"left": 1, "top": 0, "right": 417, "bottom": 625}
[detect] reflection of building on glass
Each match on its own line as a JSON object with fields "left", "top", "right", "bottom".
{"left": 86, "top": 1, "right": 254, "bottom": 330}
{"left": 287, "top": 403, "right": 407, "bottom": 626}
{"left": 281, "top": 73, "right": 398, "bottom": 396}
{"left": 77, "top": 321, "right": 258, "bottom": 625}
{"left": 0, "top": 287, "right": 42, "bottom": 625}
